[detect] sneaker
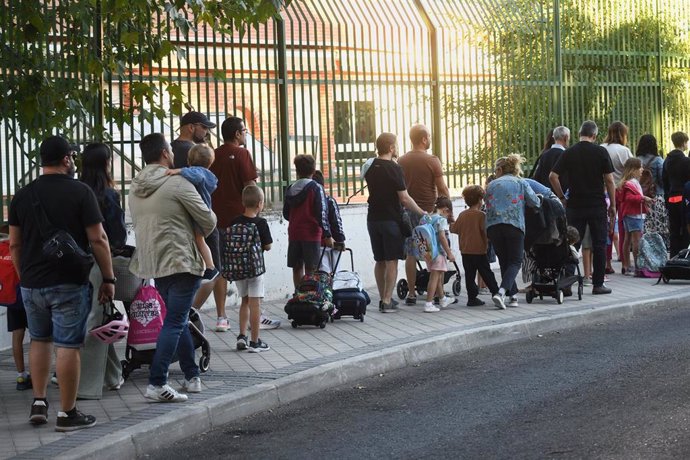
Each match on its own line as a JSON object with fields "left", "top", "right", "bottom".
{"left": 583, "top": 277, "right": 593, "bottom": 286}
{"left": 507, "top": 296, "right": 519, "bottom": 308}
{"left": 248, "top": 339, "right": 270, "bottom": 353}
{"left": 201, "top": 267, "right": 220, "bottom": 284}
{"left": 51, "top": 373, "right": 58, "bottom": 386}
{"left": 467, "top": 298, "right": 485, "bottom": 307}
{"left": 145, "top": 384, "right": 188, "bottom": 403}
{"left": 215, "top": 317, "right": 230, "bottom": 332}
{"left": 107, "top": 376, "right": 125, "bottom": 391}
{"left": 380, "top": 302, "right": 399, "bottom": 313}
{"left": 391, "top": 298, "right": 399, "bottom": 307}
{"left": 29, "top": 400, "right": 48, "bottom": 425}
{"left": 16, "top": 375, "right": 32, "bottom": 391}
{"left": 478, "top": 288, "right": 491, "bottom": 296}
{"left": 259, "top": 314, "right": 281, "bottom": 330}
{"left": 439, "top": 296, "right": 456, "bottom": 308}
{"left": 182, "top": 377, "right": 202, "bottom": 393}
{"left": 55, "top": 409, "right": 97, "bottom": 432}
{"left": 424, "top": 302, "right": 440, "bottom": 313}
{"left": 405, "top": 296, "right": 417, "bottom": 306}
{"left": 592, "top": 285, "right": 612, "bottom": 295}
{"left": 236, "top": 334, "right": 248, "bottom": 351}
{"left": 492, "top": 293, "right": 506, "bottom": 310}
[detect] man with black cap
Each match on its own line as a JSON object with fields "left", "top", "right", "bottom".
{"left": 8, "top": 135, "right": 115, "bottom": 431}
{"left": 171, "top": 111, "right": 217, "bottom": 169}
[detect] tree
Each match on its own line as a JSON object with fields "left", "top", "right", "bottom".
{"left": 0, "top": 0, "right": 290, "bottom": 146}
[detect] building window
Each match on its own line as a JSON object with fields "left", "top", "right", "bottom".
{"left": 334, "top": 100, "right": 375, "bottom": 145}
{"left": 334, "top": 101, "right": 351, "bottom": 144}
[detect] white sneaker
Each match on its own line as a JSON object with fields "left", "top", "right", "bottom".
{"left": 507, "top": 296, "right": 519, "bottom": 308}
{"left": 215, "top": 317, "right": 229, "bottom": 332}
{"left": 424, "top": 302, "right": 440, "bottom": 313}
{"left": 145, "top": 384, "right": 188, "bottom": 403}
{"left": 181, "top": 377, "right": 202, "bottom": 393}
{"left": 248, "top": 314, "right": 281, "bottom": 330}
{"left": 439, "top": 296, "right": 456, "bottom": 309}
{"left": 107, "top": 376, "right": 125, "bottom": 391}
{"left": 478, "top": 288, "right": 491, "bottom": 296}
{"left": 492, "top": 293, "right": 506, "bottom": 310}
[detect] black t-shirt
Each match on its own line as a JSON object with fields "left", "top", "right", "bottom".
{"left": 552, "top": 141, "right": 614, "bottom": 209}
{"left": 364, "top": 158, "right": 407, "bottom": 222}
{"left": 533, "top": 147, "right": 568, "bottom": 191}
{"left": 171, "top": 139, "right": 195, "bottom": 169}
{"left": 229, "top": 215, "right": 273, "bottom": 247}
{"left": 8, "top": 174, "right": 104, "bottom": 288}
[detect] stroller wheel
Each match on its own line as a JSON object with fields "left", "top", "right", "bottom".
{"left": 199, "top": 355, "right": 210, "bottom": 373}
{"left": 556, "top": 290, "right": 564, "bottom": 305}
{"left": 525, "top": 290, "right": 534, "bottom": 304}
{"left": 577, "top": 283, "right": 583, "bottom": 300}
{"left": 121, "top": 360, "right": 130, "bottom": 381}
{"left": 396, "top": 279, "right": 409, "bottom": 299}
{"left": 291, "top": 321, "right": 298, "bottom": 329}
{"left": 452, "top": 279, "right": 462, "bottom": 296}
{"left": 416, "top": 287, "right": 425, "bottom": 296}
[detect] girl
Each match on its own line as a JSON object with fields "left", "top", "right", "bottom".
{"left": 616, "top": 157, "right": 653, "bottom": 275}
{"left": 424, "top": 196, "right": 456, "bottom": 313}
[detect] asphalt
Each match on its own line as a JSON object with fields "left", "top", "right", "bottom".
{"left": 0, "top": 263, "right": 689, "bottom": 460}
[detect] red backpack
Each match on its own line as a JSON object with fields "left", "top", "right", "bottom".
{"left": 0, "top": 240, "right": 19, "bottom": 306}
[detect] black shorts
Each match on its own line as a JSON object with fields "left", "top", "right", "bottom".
{"left": 205, "top": 227, "right": 220, "bottom": 268}
{"left": 6, "top": 305, "right": 27, "bottom": 332}
{"left": 367, "top": 220, "right": 405, "bottom": 261}
{"left": 287, "top": 241, "right": 322, "bottom": 270}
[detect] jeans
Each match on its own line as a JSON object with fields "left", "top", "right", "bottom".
{"left": 21, "top": 283, "right": 92, "bottom": 348}
{"left": 149, "top": 273, "right": 201, "bottom": 386}
{"left": 462, "top": 253, "right": 499, "bottom": 299}
{"left": 567, "top": 206, "right": 608, "bottom": 287}
{"left": 487, "top": 224, "right": 524, "bottom": 297}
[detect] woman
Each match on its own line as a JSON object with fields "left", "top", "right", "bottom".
{"left": 636, "top": 134, "right": 668, "bottom": 246}
{"left": 77, "top": 143, "right": 127, "bottom": 399}
{"left": 364, "top": 133, "right": 425, "bottom": 312}
{"left": 485, "top": 154, "right": 540, "bottom": 309}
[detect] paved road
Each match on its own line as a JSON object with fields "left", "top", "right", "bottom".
{"left": 144, "top": 304, "right": 690, "bottom": 459}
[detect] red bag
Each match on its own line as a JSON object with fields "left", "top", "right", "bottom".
{"left": 0, "top": 240, "right": 19, "bottom": 306}
{"left": 127, "top": 280, "right": 166, "bottom": 350}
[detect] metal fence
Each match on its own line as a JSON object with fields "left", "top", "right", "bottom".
{"left": 1, "top": 0, "right": 689, "bottom": 218}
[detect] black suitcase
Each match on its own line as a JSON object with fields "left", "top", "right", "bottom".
{"left": 284, "top": 301, "right": 330, "bottom": 329}
{"left": 658, "top": 248, "right": 690, "bottom": 284}
{"left": 331, "top": 248, "right": 370, "bottom": 322}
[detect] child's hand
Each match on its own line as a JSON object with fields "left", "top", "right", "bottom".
{"left": 166, "top": 168, "right": 182, "bottom": 176}
{"left": 643, "top": 196, "right": 653, "bottom": 204}
{"left": 447, "top": 253, "right": 456, "bottom": 262}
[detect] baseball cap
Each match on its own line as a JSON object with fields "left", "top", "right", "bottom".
{"left": 40, "top": 135, "right": 77, "bottom": 166}
{"left": 180, "top": 111, "right": 216, "bottom": 129}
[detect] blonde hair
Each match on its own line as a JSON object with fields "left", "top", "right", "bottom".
{"left": 618, "top": 157, "right": 642, "bottom": 188}
{"left": 242, "top": 185, "right": 264, "bottom": 208}
{"left": 188, "top": 144, "right": 214, "bottom": 168}
{"left": 495, "top": 154, "right": 525, "bottom": 177}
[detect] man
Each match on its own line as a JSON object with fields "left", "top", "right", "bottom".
{"left": 129, "top": 133, "right": 217, "bottom": 402}
{"left": 171, "top": 111, "right": 217, "bottom": 168}
{"left": 211, "top": 117, "right": 280, "bottom": 331}
{"left": 532, "top": 126, "right": 570, "bottom": 191}
{"left": 550, "top": 120, "right": 615, "bottom": 295}
{"left": 662, "top": 131, "right": 690, "bottom": 257}
{"left": 9, "top": 135, "right": 115, "bottom": 431}
{"left": 397, "top": 124, "right": 450, "bottom": 305}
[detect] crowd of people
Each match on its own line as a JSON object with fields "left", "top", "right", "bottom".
{"left": 5, "top": 112, "right": 689, "bottom": 433}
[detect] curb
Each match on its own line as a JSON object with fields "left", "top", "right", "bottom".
{"left": 59, "top": 291, "right": 690, "bottom": 459}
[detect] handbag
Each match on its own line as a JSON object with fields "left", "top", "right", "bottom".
{"left": 29, "top": 183, "right": 94, "bottom": 278}
{"left": 399, "top": 210, "right": 413, "bottom": 238}
{"left": 127, "top": 280, "right": 166, "bottom": 350}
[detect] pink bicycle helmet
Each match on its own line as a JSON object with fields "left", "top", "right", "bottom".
{"left": 89, "top": 301, "right": 129, "bottom": 344}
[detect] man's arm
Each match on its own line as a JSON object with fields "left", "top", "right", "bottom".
{"left": 604, "top": 172, "right": 616, "bottom": 231}
{"left": 398, "top": 190, "right": 426, "bottom": 216}
{"left": 435, "top": 175, "right": 450, "bottom": 199}
{"left": 549, "top": 171, "right": 566, "bottom": 202}
{"left": 86, "top": 223, "right": 115, "bottom": 303}
{"left": 9, "top": 225, "right": 22, "bottom": 276}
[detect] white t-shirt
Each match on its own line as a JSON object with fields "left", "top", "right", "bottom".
{"left": 601, "top": 143, "right": 633, "bottom": 183}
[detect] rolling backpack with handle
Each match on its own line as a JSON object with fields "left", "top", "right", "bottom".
{"left": 331, "top": 248, "right": 370, "bottom": 322}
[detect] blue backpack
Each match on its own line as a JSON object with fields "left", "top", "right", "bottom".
{"left": 410, "top": 214, "right": 442, "bottom": 262}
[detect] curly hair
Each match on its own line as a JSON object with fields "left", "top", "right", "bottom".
{"left": 495, "top": 153, "right": 525, "bottom": 177}
{"left": 462, "top": 185, "right": 485, "bottom": 207}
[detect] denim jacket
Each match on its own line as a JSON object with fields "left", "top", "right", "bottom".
{"left": 485, "top": 175, "right": 540, "bottom": 233}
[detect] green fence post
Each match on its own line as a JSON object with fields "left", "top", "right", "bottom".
{"left": 276, "top": 15, "right": 290, "bottom": 196}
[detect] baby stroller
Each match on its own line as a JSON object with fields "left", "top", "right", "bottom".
{"left": 396, "top": 260, "right": 462, "bottom": 299}
{"left": 120, "top": 281, "right": 211, "bottom": 381}
{"left": 524, "top": 196, "right": 583, "bottom": 304}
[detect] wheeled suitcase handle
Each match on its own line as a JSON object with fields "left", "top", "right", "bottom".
{"left": 332, "top": 247, "right": 354, "bottom": 274}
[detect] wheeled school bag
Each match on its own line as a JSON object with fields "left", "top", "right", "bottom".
{"left": 636, "top": 232, "right": 667, "bottom": 278}
{"left": 285, "top": 250, "right": 334, "bottom": 328}
{"left": 331, "top": 248, "right": 370, "bottom": 322}
{"left": 657, "top": 246, "right": 690, "bottom": 284}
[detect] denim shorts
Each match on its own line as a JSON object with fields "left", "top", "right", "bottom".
{"left": 21, "top": 283, "right": 92, "bottom": 348}
{"left": 623, "top": 216, "right": 644, "bottom": 233}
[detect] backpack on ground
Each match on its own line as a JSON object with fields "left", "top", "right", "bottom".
{"left": 636, "top": 232, "right": 667, "bottom": 278}
{"left": 409, "top": 214, "right": 441, "bottom": 262}
{"left": 285, "top": 249, "right": 334, "bottom": 328}
{"left": 657, "top": 246, "right": 690, "bottom": 284}
{"left": 221, "top": 221, "right": 265, "bottom": 281}
{"left": 331, "top": 248, "right": 370, "bottom": 322}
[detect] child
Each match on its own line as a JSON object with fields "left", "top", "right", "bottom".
{"left": 313, "top": 170, "right": 346, "bottom": 273}
{"left": 167, "top": 144, "right": 219, "bottom": 283}
{"left": 616, "top": 157, "right": 653, "bottom": 275}
{"left": 283, "top": 155, "right": 333, "bottom": 291}
{"left": 451, "top": 185, "right": 499, "bottom": 306}
{"left": 566, "top": 225, "right": 581, "bottom": 263}
{"left": 231, "top": 185, "right": 273, "bottom": 352}
{"left": 423, "top": 196, "right": 456, "bottom": 313}
{"left": 8, "top": 291, "right": 31, "bottom": 390}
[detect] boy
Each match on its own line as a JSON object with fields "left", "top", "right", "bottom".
{"left": 228, "top": 185, "right": 273, "bottom": 352}
{"left": 451, "top": 185, "right": 500, "bottom": 306}
{"left": 283, "top": 155, "right": 334, "bottom": 290}
{"left": 8, "top": 290, "right": 31, "bottom": 390}
{"left": 167, "top": 144, "right": 219, "bottom": 283}
{"left": 313, "top": 170, "right": 346, "bottom": 272}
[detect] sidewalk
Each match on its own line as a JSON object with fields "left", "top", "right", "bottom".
{"left": 1, "top": 268, "right": 688, "bottom": 460}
